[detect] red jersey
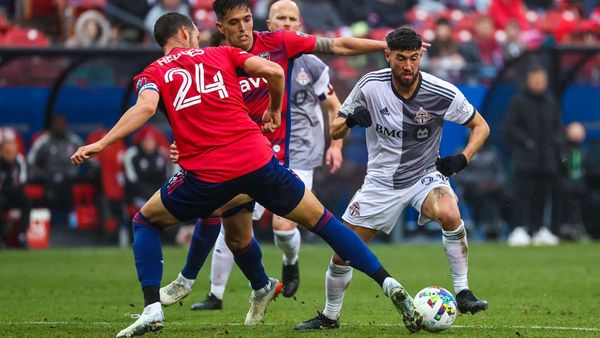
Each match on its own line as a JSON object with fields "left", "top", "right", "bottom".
{"left": 241, "top": 30, "right": 316, "bottom": 166}
{"left": 134, "top": 46, "right": 274, "bottom": 183}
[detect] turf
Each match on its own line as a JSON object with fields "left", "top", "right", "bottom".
{"left": 1, "top": 242, "right": 599, "bottom": 337}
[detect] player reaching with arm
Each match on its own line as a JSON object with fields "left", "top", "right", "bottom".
{"left": 161, "top": 0, "right": 428, "bottom": 310}
{"left": 296, "top": 27, "right": 489, "bottom": 330}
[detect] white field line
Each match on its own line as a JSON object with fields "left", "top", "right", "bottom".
{"left": 5, "top": 321, "right": 600, "bottom": 332}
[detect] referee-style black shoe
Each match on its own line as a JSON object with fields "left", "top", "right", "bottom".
{"left": 282, "top": 262, "right": 300, "bottom": 297}
{"left": 294, "top": 312, "right": 339, "bottom": 330}
{"left": 456, "top": 289, "right": 488, "bottom": 314}
{"left": 190, "top": 293, "right": 223, "bottom": 311}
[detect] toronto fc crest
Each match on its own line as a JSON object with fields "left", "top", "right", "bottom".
{"left": 296, "top": 68, "right": 311, "bottom": 86}
{"left": 414, "top": 107, "right": 433, "bottom": 124}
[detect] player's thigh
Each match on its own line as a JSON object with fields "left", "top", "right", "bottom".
{"left": 273, "top": 168, "right": 314, "bottom": 231}
{"left": 214, "top": 194, "right": 252, "bottom": 215}
{"left": 283, "top": 188, "right": 326, "bottom": 229}
{"left": 222, "top": 208, "right": 254, "bottom": 250}
{"left": 139, "top": 190, "right": 181, "bottom": 227}
{"left": 341, "top": 180, "right": 408, "bottom": 235}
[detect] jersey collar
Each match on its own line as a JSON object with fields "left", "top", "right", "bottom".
{"left": 390, "top": 71, "right": 422, "bottom": 103}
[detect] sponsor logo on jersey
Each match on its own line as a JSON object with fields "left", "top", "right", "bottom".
{"left": 296, "top": 68, "right": 311, "bottom": 86}
{"left": 239, "top": 77, "right": 268, "bottom": 93}
{"left": 379, "top": 107, "right": 390, "bottom": 116}
{"left": 375, "top": 123, "right": 403, "bottom": 138}
{"left": 258, "top": 52, "right": 270, "bottom": 60}
{"left": 414, "top": 107, "right": 433, "bottom": 124}
{"left": 293, "top": 90, "right": 308, "bottom": 105}
{"left": 415, "top": 126, "right": 431, "bottom": 141}
{"left": 349, "top": 201, "right": 360, "bottom": 216}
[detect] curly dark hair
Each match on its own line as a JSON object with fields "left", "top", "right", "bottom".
{"left": 386, "top": 27, "right": 422, "bottom": 51}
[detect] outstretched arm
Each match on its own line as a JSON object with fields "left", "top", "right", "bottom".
{"left": 314, "top": 36, "right": 430, "bottom": 56}
{"left": 71, "top": 90, "right": 159, "bottom": 165}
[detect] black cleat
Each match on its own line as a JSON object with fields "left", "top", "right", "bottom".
{"left": 282, "top": 262, "right": 300, "bottom": 298}
{"left": 294, "top": 311, "right": 340, "bottom": 330}
{"left": 190, "top": 293, "right": 223, "bottom": 311}
{"left": 456, "top": 289, "right": 488, "bottom": 314}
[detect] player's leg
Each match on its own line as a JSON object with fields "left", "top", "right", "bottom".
{"left": 420, "top": 181, "right": 488, "bottom": 315}
{"left": 272, "top": 215, "right": 301, "bottom": 297}
{"left": 222, "top": 207, "right": 282, "bottom": 325}
{"left": 160, "top": 216, "right": 222, "bottom": 306}
{"left": 117, "top": 190, "right": 180, "bottom": 338}
{"left": 296, "top": 224, "right": 376, "bottom": 330}
{"left": 250, "top": 158, "right": 422, "bottom": 332}
{"left": 190, "top": 225, "right": 231, "bottom": 310}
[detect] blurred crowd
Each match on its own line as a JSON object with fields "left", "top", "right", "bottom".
{"left": 0, "top": 1, "right": 598, "bottom": 79}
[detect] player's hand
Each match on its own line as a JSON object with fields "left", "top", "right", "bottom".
{"left": 325, "top": 145, "right": 343, "bottom": 174}
{"left": 169, "top": 142, "right": 179, "bottom": 164}
{"left": 345, "top": 106, "right": 372, "bottom": 128}
{"left": 435, "top": 153, "right": 468, "bottom": 177}
{"left": 262, "top": 108, "right": 281, "bottom": 133}
{"left": 70, "top": 142, "right": 104, "bottom": 166}
{"left": 421, "top": 41, "right": 431, "bottom": 55}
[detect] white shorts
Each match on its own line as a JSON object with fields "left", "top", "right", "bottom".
{"left": 341, "top": 171, "right": 457, "bottom": 234}
{"left": 252, "top": 168, "right": 314, "bottom": 221}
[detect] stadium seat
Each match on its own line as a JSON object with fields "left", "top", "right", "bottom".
{"left": 2, "top": 27, "right": 51, "bottom": 47}
{"left": 72, "top": 183, "right": 99, "bottom": 230}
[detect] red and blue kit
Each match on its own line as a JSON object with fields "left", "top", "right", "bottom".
{"left": 242, "top": 30, "right": 316, "bottom": 166}
{"left": 133, "top": 46, "right": 274, "bottom": 183}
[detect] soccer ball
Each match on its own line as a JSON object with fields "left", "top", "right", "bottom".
{"left": 413, "top": 286, "right": 457, "bottom": 332}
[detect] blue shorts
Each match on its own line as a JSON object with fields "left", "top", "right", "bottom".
{"left": 160, "top": 157, "right": 305, "bottom": 222}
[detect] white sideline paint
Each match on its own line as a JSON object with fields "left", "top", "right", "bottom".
{"left": 10, "top": 321, "right": 600, "bottom": 332}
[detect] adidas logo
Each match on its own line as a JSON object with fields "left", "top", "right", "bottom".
{"left": 379, "top": 107, "right": 390, "bottom": 115}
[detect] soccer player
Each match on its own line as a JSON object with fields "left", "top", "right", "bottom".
{"left": 71, "top": 13, "right": 423, "bottom": 337}
{"left": 160, "top": 0, "right": 427, "bottom": 308}
{"left": 188, "top": 0, "right": 344, "bottom": 310}
{"left": 295, "top": 27, "right": 490, "bottom": 330}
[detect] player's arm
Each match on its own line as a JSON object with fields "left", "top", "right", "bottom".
{"left": 322, "top": 90, "right": 344, "bottom": 173}
{"left": 71, "top": 90, "right": 159, "bottom": 165}
{"left": 242, "top": 55, "right": 285, "bottom": 132}
{"left": 313, "top": 36, "right": 431, "bottom": 56}
{"left": 436, "top": 111, "right": 490, "bottom": 177}
{"left": 461, "top": 111, "right": 490, "bottom": 161}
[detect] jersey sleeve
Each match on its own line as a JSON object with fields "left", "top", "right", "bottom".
{"left": 282, "top": 30, "right": 317, "bottom": 57}
{"left": 339, "top": 83, "right": 367, "bottom": 117}
{"left": 445, "top": 87, "right": 476, "bottom": 125}
{"left": 133, "top": 66, "right": 159, "bottom": 96}
{"left": 309, "top": 57, "right": 331, "bottom": 98}
{"left": 225, "top": 46, "right": 254, "bottom": 68}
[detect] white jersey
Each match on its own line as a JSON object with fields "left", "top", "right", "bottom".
{"left": 339, "top": 70, "right": 475, "bottom": 189}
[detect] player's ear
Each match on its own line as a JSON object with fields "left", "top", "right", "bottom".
{"left": 384, "top": 49, "right": 390, "bottom": 63}
{"left": 216, "top": 21, "right": 224, "bottom": 34}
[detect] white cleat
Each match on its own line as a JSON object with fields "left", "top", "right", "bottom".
{"left": 507, "top": 227, "right": 531, "bottom": 247}
{"left": 383, "top": 278, "right": 423, "bottom": 333}
{"left": 160, "top": 274, "right": 192, "bottom": 306}
{"left": 532, "top": 227, "right": 559, "bottom": 246}
{"left": 244, "top": 278, "right": 283, "bottom": 325}
{"left": 116, "top": 303, "right": 164, "bottom": 337}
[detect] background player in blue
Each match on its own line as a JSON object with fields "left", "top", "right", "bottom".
{"left": 186, "top": 0, "right": 345, "bottom": 311}
{"left": 296, "top": 27, "right": 490, "bottom": 330}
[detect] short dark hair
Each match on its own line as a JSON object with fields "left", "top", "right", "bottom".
{"left": 154, "top": 12, "right": 195, "bottom": 48}
{"left": 386, "top": 27, "right": 422, "bottom": 52}
{"left": 213, "top": 0, "right": 251, "bottom": 20}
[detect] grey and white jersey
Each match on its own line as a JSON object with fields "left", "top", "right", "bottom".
{"left": 340, "top": 69, "right": 475, "bottom": 189}
{"left": 288, "top": 54, "right": 330, "bottom": 170}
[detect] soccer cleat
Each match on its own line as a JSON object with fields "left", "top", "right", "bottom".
{"left": 532, "top": 227, "right": 559, "bottom": 246}
{"left": 190, "top": 293, "right": 223, "bottom": 310}
{"left": 456, "top": 289, "right": 488, "bottom": 314}
{"left": 294, "top": 311, "right": 340, "bottom": 330}
{"left": 281, "top": 262, "right": 300, "bottom": 297}
{"left": 384, "top": 279, "right": 423, "bottom": 333}
{"left": 159, "top": 275, "right": 192, "bottom": 306}
{"left": 116, "top": 304, "right": 164, "bottom": 337}
{"left": 244, "top": 278, "right": 283, "bottom": 325}
{"left": 507, "top": 227, "right": 531, "bottom": 247}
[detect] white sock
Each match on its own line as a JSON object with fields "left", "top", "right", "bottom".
{"left": 382, "top": 277, "right": 400, "bottom": 297}
{"left": 176, "top": 272, "right": 195, "bottom": 290}
{"left": 442, "top": 221, "right": 469, "bottom": 294}
{"left": 143, "top": 302, "right": 162, "bottom": 314}
{"left": 209, "top": 228, "right": 234, "bottom": 300}
{"left": 322, "top": 261, "right": 353, "bottom": 320}
{"left": 273, "top": 228, "right": 301, "bottom": 266}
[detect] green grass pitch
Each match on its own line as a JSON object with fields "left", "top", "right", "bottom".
{"left": 1, "top": 242, "right": 599, "bottom": 337}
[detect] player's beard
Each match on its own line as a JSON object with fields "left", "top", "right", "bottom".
{"left": 394, "top": 70, "right": 418, "bottom": 89}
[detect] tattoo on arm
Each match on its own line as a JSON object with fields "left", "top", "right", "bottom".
{"left": 314, "top": 37, "right": 334, "bottom": 54}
